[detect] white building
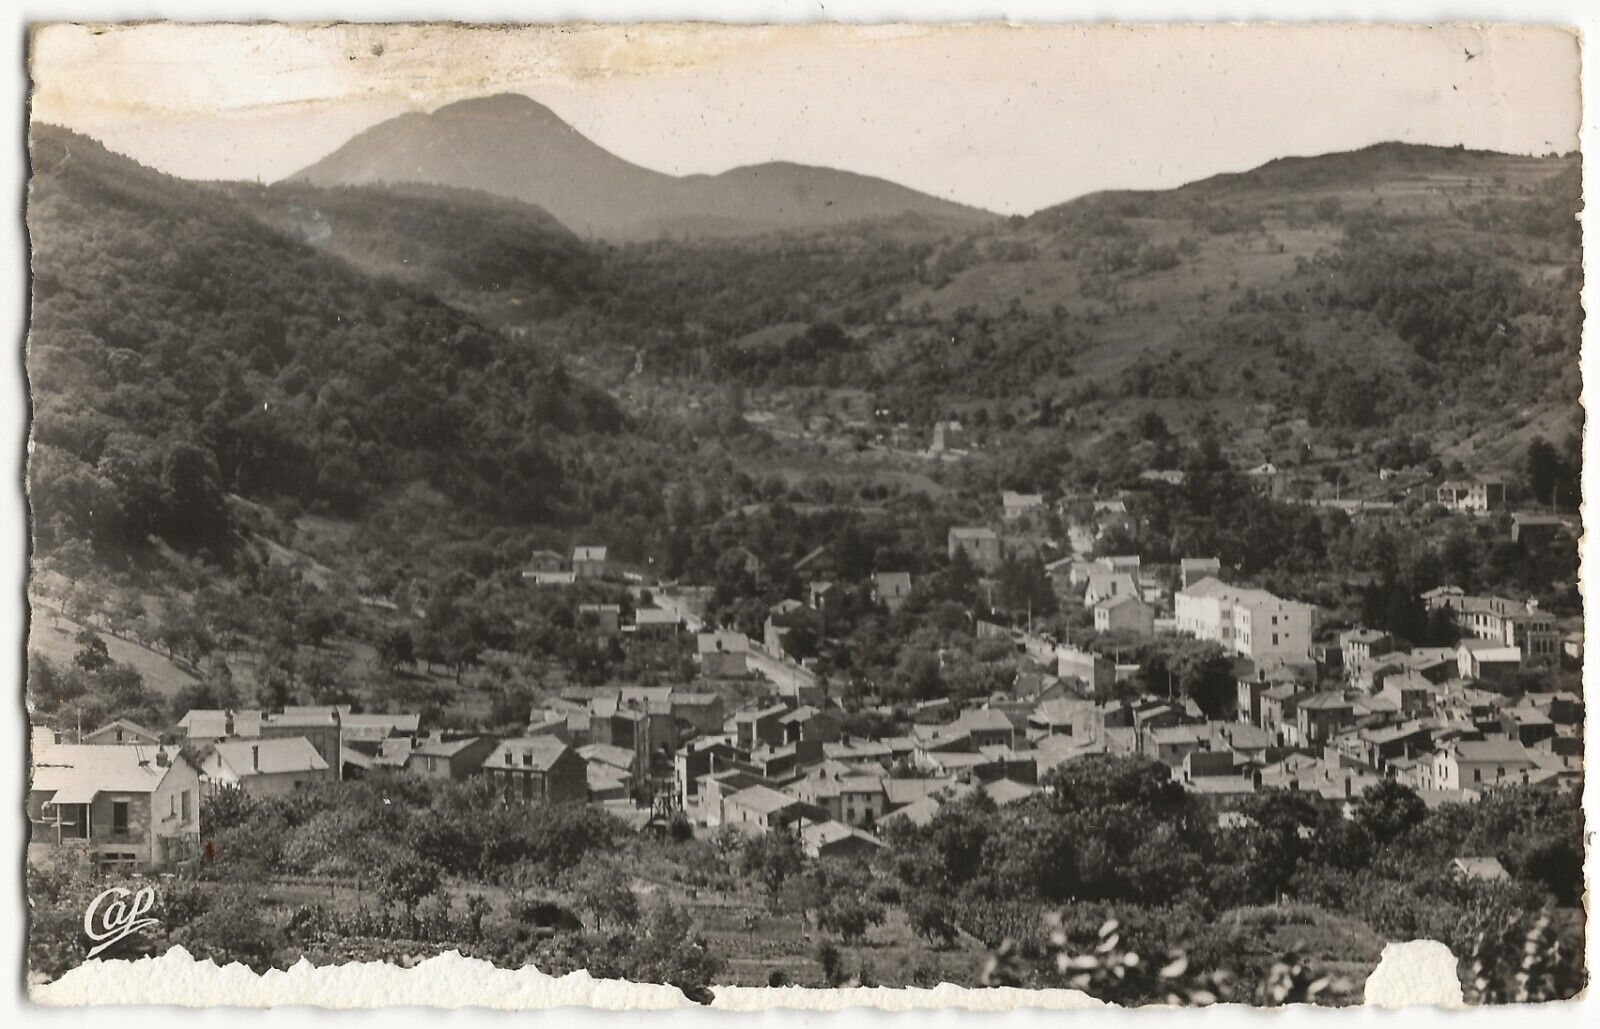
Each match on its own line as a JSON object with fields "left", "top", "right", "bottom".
{"left": 1421, "top": 739, "right": 1539, "bottom": 791}
{"left": 1174, "top": 577, "right": 1316, "bottom": 663}
{"left": 1001, "top": 491, "right": 1045, "bottom": 522}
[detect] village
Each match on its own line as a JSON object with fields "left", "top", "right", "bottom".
{"left": 28, "top": 472, "right": 1583, "bottom": 879}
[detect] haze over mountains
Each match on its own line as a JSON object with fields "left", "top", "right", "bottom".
{"left": 289, "top": 93, "right": 997, "bottom": 240}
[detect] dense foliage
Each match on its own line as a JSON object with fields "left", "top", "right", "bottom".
{"left": 883, "top": 755, "right": 1584, "bottom": 1002}
{"left": 29, "top": 126, "right": 619, "bottom": 559}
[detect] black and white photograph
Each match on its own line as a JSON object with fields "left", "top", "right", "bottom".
{"left": 18, "top": 15, "right": 1590, "bottom": 1009}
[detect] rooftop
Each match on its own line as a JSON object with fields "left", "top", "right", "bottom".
{"left": 486, "top": 737, "right": 573, "bottom": 771}
{"left": 32, "top": 744, "right": 189, "bottom": 803}
{"left": 210, "top": 736, "right": 329, "bottom": 778}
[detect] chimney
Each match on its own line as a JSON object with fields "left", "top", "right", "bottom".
{"left": 156, "top": 750, "right": 170, "bottom": 768}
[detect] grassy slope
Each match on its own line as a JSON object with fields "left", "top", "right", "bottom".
{"left": 27, "top": 603, "right": 200, "bottom": 700}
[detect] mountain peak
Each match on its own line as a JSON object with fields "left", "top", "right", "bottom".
{"left": 433, "top": 93, "right": 560, "bottom": 120}
{"left": 290, "top": 93, "right": 997, "bottom": 239}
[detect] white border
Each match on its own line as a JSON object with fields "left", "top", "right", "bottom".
{"left": 4, "top": 4, "right": 1595, "bottom": 1029}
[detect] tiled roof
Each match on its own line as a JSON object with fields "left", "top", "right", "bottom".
{"left": 32, "top": 744, "right": 188, "bottom": 801}
{"left": 486, "top": 737, "right": 573, "bottom": 772}
{"left": 210, "top": 737, "right": 328, "bottom": 778}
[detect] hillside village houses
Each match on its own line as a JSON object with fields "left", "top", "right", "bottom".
{"left": 26, "top": 501, "right": 1582, "bottom": 885}
{"left": 1422, "top": 588, "right": 1560, "bottom": 667}
{"left": 484, "top": 737, "right": 588, "bottom": 804}
{"left": 1436, "top": 478, "right": 1507, "bottom": 513}
{"left": 632, "top": 606, "right": 683, "bottom": 638}
{"left": 1175, "top": 577, "right": 1318, "bottom": 665}
{"left": 199, "top": 737, "right": 334, "bottom": 797}
{"left": 871, "top": 571, "right": 913, "bottom": 612}
{"left": 948, "top": 526, "right": 1002, "bottom": 571}
{"left": 929, "top": 420, "right": 968, "bottom": 454}
{"left": 1095, "top": 593, "right": 1156, "bottom": 638}
{"left": 29, "top": 742, "right": 201, "bottom": 872}
{"left": 697, "top": 630, "right": 750, "bottom": 678}
{"left": 81, "top": 717, "right": 161, "bottom": 747}
{"left": 572, "top": 545, "right": 609, "bottom": 579}
{"left": 1001, "top": 490, "right": 1045, "bottom": 523}
{"left": 578, "top": 602, "right": 622, "bottom": 635}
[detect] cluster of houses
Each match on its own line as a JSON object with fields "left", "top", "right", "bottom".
{"left": 521, "top": 544, "right": 611, "bottom": 586}
{"left": 28, "top": 705, "right": 435, "bottom": 872}
{"left": 30, "top": 479, "right": 1581, "bottom": 877}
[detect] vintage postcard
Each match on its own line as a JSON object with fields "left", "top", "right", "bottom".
{"left": 22, "top": 19, "right": 1587, "bottom": 1009}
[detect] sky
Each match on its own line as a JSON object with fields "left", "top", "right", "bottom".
{"left": 28, "top": 21, "right": 1581, "bottom": 215}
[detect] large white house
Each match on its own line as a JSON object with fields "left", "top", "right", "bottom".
{"left": 1174, "top": 577, "right": 1316, "bottom": 663}
{"left": 1420, "top": 739, "right": 1539, "bottom": 791}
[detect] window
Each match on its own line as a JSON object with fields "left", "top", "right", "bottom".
{"left": 180, "top": 790, "right": 191, "bottom": 822}
{"left": 1474, "top": 769, "right": 1482, "bottom": 783}
{"left": 112, "top": 801, "right": 129, "bottom": 835}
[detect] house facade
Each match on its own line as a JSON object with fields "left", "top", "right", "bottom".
{"left": 1175, "top": 577, "right": 1316, "bottom": 663}
{"left": 405, "top": 735, "right": 500, "bottom": 781}
{"left": 948, "top": 527, "right": 1002, "bottom": 570}
{"left": 201, "top": 737, "right": 334, "bottom": 797}
{"left": 572, "top": 545, "right": 608, "bottom": 579}
{"left": 872, "top": 572, "right": 913, "bottom": 612}
{"left": 1425, "top": 592, "right": 1559, "bottom": 668}
{"left": 481, "top": 738, "right": 587, "bottom": 804}
{"left": 29, "top": 744, "right": 202, "bottom": 871}
{"left": 1422, "top": 740, "right": 1539, "bottom": 791}
{"left": 1095, "top": 593, "right": 1155, "bottom": 637}
{"left": 81, "top": 719, "right": 162, "bottom": 747}
{"left": 1436, "top": 479, "right": 1505, "bottom": 512}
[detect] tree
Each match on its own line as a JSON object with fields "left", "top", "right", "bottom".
{"left": 300, "top": 593, "right": 345, "bottom": 650}
{"left": 568, "top": 860, "right": 640, "bottom": 932}
{"left": 816, "top": 940, "right": 844, "bottom": 987}
{"left": 996, "top": 555, "right": 1057, "bottom": 618}
{"left": 906, "top": 894, "right": 958, "bottom": 948}
{"left": 373, "top": 851, "right": 442, "bottom": 928}
{"left": 72, "top": 629, "right": 110, "bottom": 672}
{"left": 817, "top": 892, "right": 886, "bottom": 945}
{"left": 893, "top": 650, "right": 944, "bottom": 702}
{"left": 1424, "top": 605, "right": 1460, "bottom": 647}
{"left": 158, "top": 441, "right": 230, "bottom": 547}
{"left": 739, "top": 829, "right": 805, "bottom": 898}
{"left": 1524, "top": 436, "right": 1572, "bottom": 508}
{"left": 376, "top": 626, "right": 415, "bottom": 671}
{"left": 1352, "top": 780, "right": 1428, "bottom": 846}
{"left": 1172, "top": 644, "right": 1236, "bottom": 719}
{"left": 626, "top": 901, "right": 724, "bottom": 1004}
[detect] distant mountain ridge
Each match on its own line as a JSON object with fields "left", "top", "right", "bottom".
{"left": 287, "top": 93, "right": 998, "bottom": 240}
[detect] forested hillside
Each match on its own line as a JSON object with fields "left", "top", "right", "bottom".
{"left": 589, "top": 144, "right": 1582, "bottom": 473}
{"left": 29, "top": 129, "right": 1581, "bottom": 585}
{"left": 27, "top": 125, "right": 622, "bottom": 564}
{"left": 278, "top": 139, "right": 1580, "bottom": 494}
{"left": 224, "top": 180, "right": 601, "bottom": 312}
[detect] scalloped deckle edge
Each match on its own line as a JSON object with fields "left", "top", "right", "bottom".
{"left": 31, "top": 940, "right": 1464, "bottom": 1010}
